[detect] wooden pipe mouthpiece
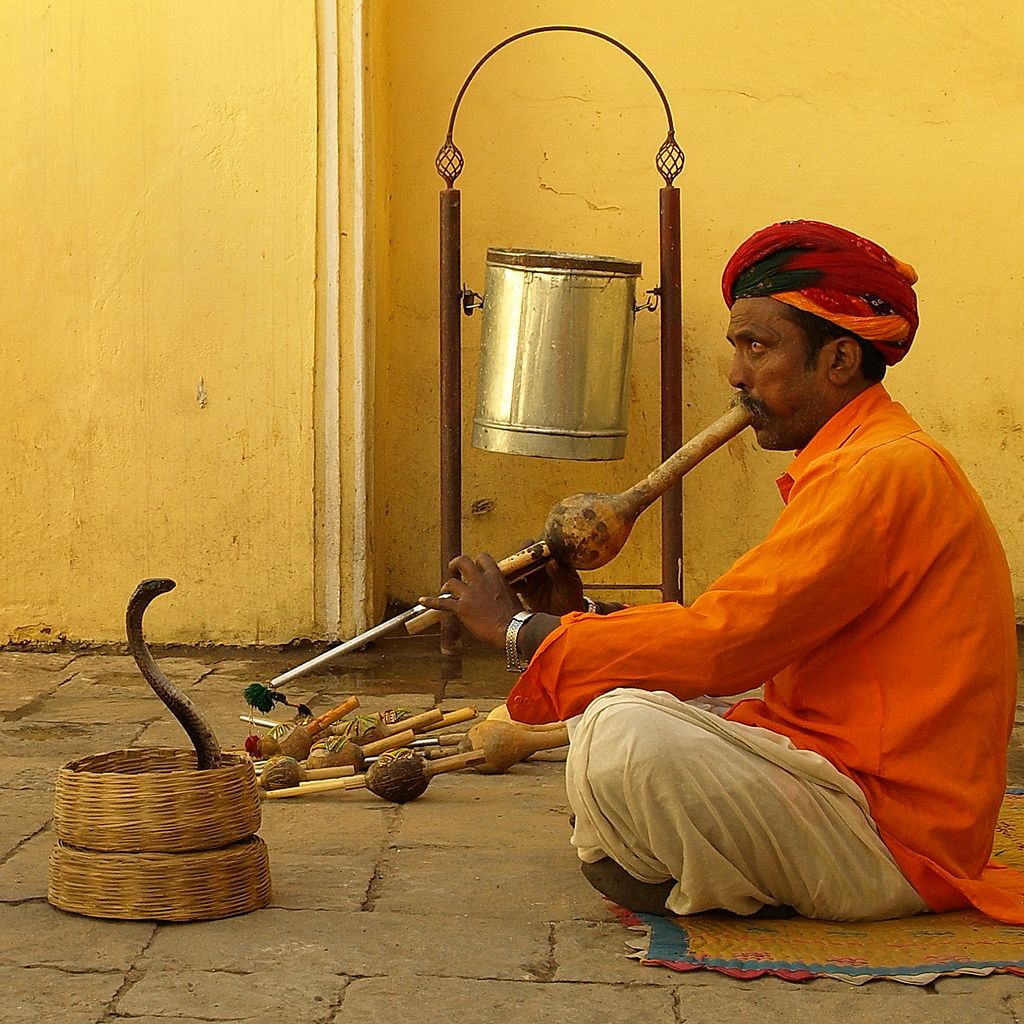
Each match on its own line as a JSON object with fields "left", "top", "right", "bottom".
{"left": 361, "top": 728, "right": 416, "bottom": 756}
{"left": 416, "top": 706, "right": 478, "bottom": 732}
{"left": 262, "top": 773, "right": 367, "bottom": 799}
{"left": 327, "top": 708, "right": 445, "bottom": 744}
{"left": 422, "top": 748, "right": 487, "bottom": 778}
{"left": 306, "top": 696, "right": 361, "bottom": 736}
{"left": 383, "top": 708, "right": 444, "bottom": 734}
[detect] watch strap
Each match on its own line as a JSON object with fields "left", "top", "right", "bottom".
{"left": 505, "top": 610, "right": 534, "bottom": 672}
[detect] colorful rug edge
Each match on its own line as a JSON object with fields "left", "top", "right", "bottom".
{"left": 611, "top": 788, "right": 1024, "bottom": 983}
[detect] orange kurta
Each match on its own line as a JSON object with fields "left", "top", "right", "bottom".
{"left": 508, "top": 384, "right": 1023, "bottom": 922}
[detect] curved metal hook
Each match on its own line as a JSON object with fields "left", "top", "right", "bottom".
{"left": 435, "top": 25, "right": 683, "bottom": 188}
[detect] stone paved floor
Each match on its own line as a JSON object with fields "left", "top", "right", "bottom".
{"left": 1, "top": 630, "right": 1022, "bottom": 1024}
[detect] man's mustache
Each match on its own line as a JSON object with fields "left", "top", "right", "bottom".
{"left": 731, "top": 392, "right": 770, "bottom": 420}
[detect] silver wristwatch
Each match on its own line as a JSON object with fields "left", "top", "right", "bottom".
{"left": 505, "top": 610, "right": 534, "bottom": 672}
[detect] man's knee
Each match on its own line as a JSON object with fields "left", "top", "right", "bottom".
{"left": 574, "top": 692, "right": 737, "bottom": 795}
{"left": 575, "top": 693, "right": 667, "bottom": 773}
{"left": 579, "top": 691, "right": 675, "bottom": 743}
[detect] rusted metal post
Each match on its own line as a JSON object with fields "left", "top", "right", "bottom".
{"left": 439, "top": 188, "right": 463, "bottom": 654}
{"left": 659, "top": 186, "right": 683, "bottom": 603}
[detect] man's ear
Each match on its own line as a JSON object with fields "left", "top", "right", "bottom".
{"left": 828, "top": 336, "right": 863, "bottom": 385}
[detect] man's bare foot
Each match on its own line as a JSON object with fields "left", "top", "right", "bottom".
{"left": 581, "top": 858, "right": 799, "bottom": 919}
{"left": 580, "top": 858, "right": 675, "bottom": 916}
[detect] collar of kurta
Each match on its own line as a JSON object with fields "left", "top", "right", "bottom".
{"left": 776, "top": 383, "right": 892, "bottom": 504}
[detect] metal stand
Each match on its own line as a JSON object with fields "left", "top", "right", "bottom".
{"left": 435, "top": 25, "right": 686, "bottom": 653}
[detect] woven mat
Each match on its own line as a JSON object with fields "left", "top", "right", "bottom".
{"left": 616, "top": 788, "right": 1024, "bottom": 985}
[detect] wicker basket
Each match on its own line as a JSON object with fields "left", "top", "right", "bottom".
{"left": 53, "top": 748, "right": 261, "bottom": 853}
{"left": 49, "top": 747, "right": 271, "bottom": 921}
{"left": 48, "top": 835, "right": 271, "bottom": 921}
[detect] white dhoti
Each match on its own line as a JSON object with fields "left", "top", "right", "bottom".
{"left": 565, "top": 688, "right": 928, "bottom": 921}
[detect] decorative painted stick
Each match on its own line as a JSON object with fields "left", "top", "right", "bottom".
{"left": 239, "top": 715, "right": 279, "bottom": 729}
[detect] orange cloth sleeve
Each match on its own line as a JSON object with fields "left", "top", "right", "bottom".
{"left": 508, "top": 449, "right": 887, "bottom": 724}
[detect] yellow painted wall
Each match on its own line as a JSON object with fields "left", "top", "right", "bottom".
{"left": 374, "top": 1, "right": 1024, "bottom": 618}
{"left": 0, "top": 2, "right": 318, "bottom": 643}
{"left": 2, "top": 1, "right": 1021, "bottom": 647}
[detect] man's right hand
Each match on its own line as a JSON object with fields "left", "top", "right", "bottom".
{"left": 511, "top": 543, "right": 585, "bottom": 617}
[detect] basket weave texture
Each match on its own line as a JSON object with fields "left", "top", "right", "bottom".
{"left": 49, "top": 747, "right": 271, "bottom": 921}
{"left": 48, "top": 835, "right": 271, "bottom": 921}
{"left": 53, "top": 748, "right": 261, "bottom": 853}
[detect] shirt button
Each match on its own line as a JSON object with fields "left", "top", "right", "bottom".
{"left": 509, "top": 694, "right": 532, "bottom": 710}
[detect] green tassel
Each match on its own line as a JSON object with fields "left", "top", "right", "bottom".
{"left": 243, "top": 682, "right": 313, "bottom": 718}
{"left": 244, "top": 683, "right": 276, "bottom": 713}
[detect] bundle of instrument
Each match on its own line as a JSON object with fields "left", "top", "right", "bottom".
{"left": 243, "top": 700, "right": 571, "bottom": 801}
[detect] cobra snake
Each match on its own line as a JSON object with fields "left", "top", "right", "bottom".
{"left": 125, "top": 578, "right": 222, "bottom": 770}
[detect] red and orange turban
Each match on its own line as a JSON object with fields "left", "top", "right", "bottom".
{"left": 721, "top": 220, "right": 919, "bottom": 365}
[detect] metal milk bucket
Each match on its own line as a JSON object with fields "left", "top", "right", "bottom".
{"left": 471, "top": 248, "right": 641, "bottom": 460}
